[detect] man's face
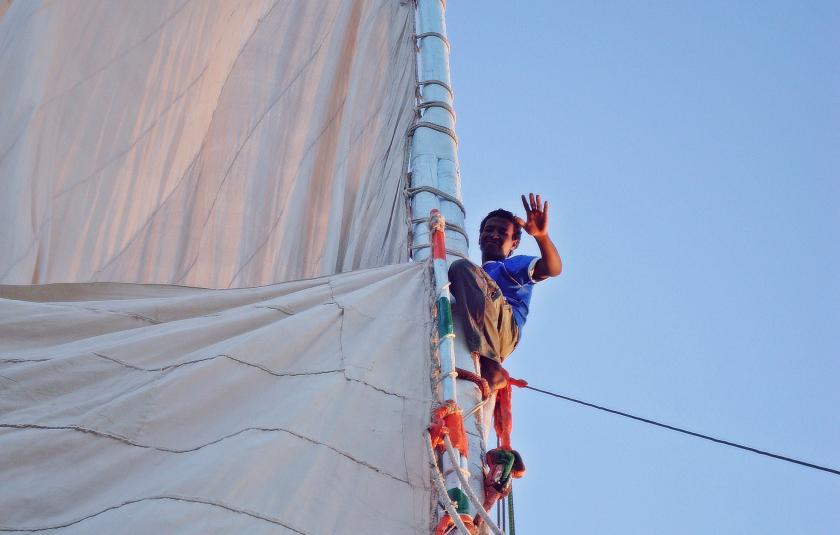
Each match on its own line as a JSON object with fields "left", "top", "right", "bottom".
{"left": 479, "top": 217, "right": 519, "bottom": 261}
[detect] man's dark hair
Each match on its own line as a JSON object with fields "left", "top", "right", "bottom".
{"left": 480, "top": 209, "right": 522, "bottom": 241}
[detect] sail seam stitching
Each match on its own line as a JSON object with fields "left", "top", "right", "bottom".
{"left": 0, "top": 423, "right": 410, "bottom": 485}
{"left": 0, "top": 495, "right": 311, "bottom": 534}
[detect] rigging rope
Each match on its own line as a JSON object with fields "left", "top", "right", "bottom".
{"left": 443, "top": 435, "right": 505, "bottom": 535}
{"left": 410, "top": 243, "right": 469, "bottom": 260}
{"left": 410, "top": 217, "right": 469, "bottom": 245}
{"left": 424, "top": 431, "right": 476, "bottom": 535}
{"left": 523, "top": 384, "right": 840, "bottom": 477}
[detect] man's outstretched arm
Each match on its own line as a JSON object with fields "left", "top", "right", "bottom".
{"left": 515, "top": 192, "right": 562, "bottom": 281}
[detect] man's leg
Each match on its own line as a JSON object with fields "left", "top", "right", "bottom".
{"left": 448, "top": 260, "right": 517, "bottom": 391}
{"left": 448, "top": 259, "right": 502, "bottom": 359}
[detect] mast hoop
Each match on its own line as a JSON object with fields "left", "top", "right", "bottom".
{"left": 408, "top": 121, "right": 459, "bottom": 145}
{"left": 417, "top": 79, "right": 454, "bottom": 99}
{"left": 415, "top": 31, "right": 451, "bottom": 51}
{"left": 416, "top": 100, "right": 457, "bottom": 121}
{"left": 406, "top": 186, "right": 466, "bottom": 214}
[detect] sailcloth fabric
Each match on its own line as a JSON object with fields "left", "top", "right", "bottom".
{"left": 0, "top": 0, "right": 415, "bottom": 287}
{"left": 0, "top": 262, "right": 435, "bottom": 534}
{"left": 0, "top": 1, "right": 455, "bottom": 532}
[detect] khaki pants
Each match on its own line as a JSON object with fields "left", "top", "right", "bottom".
{"left": 448, "top": 259, "right": 519, "bottom": 363}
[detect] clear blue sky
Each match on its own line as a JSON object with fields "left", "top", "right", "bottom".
{"left": 446, "top": 1, "right": 840, "bottom": 533}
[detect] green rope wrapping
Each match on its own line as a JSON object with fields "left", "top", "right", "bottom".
{"left": 437, "top": 296, "right": 453, "bottom": 338}
{"left": 488, "top": 449, "right": 516, "bottom": 482}
{"left": 447, "top": 487, "right": 470, "bottom": 514}
{"left": 508, "top": 486, "right": 516, "bottom": 535}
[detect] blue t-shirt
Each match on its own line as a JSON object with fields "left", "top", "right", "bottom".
{"left": 482, "top": 255, "right": 540, "bottom": 332}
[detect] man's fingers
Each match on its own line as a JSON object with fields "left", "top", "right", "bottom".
{"left": 543, "top": 200, "right": 549, "bottom": 217}
{"left": 514, "top": 216, "right": 526, "bottom": 228}
{"left": 522, "top": 192, "right": 550, "bottom": 215}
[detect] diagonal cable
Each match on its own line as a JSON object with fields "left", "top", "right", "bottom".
{"left": 523, "top": 384, "right": 840, "bottom": 477}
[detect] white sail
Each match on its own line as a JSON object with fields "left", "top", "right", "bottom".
{"left": 0, "top": 0, "right": 415, "bottom": 287}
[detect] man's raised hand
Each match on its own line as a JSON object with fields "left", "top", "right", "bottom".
{"left": 516, "top": 192, "right": 562, "bottom": 279}
{"left": 515, "top": 193, "right": 550, "bottom": 238}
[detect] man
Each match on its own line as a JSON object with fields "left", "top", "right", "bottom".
{"left": 448, "top": 193, "right": 562, "bottom": 392}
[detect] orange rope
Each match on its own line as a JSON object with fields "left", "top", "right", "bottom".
{"left": 429, "top": 400, "right": 469, "bottom": 457}
{"left": 435, "top": 513, "right": 478, "bottom": 535}
{"left": 455, "top": 367, "right": 491, "bottom": 399}
{"left": 493, "top": 368, "right": 527, "bottom": 450}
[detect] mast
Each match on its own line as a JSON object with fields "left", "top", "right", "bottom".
{"left": 410, "top": 0, "right": 466, "bottom": 262}
{"left": 410, "top": 1, "right": 494, "bottom": 532}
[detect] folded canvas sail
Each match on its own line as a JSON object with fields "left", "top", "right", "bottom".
{"left": 0, "top": 263, "right": 433, "bottom": 533}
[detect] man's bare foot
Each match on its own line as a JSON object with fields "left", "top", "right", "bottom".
{"left": 479, "top": 357, "right": 507, "bottom": 392}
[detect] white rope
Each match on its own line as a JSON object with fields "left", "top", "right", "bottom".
{"left": 424, "top": 431, "right": 474, "bottom": 535}
{"left": 410, "top": 217, "right": 469, "bottom": 245}
{"left": 402, "top": 101, "right": 416, "bottom": 261}
{"left": 442, "top": 466, "right": 472, "bottom": 478}
{"left": 410, "top": 243, "right": 470, "bottom": 260}
{"left": 470, "top": 354, "right": 491, "bottom": 475}
{"left": 443, "top": 435, "right": 505, "bottom": 535}
{"left": 435, "top": 369, "right": 459, "bottom": 386}
{"left": 462, "top": 397, "right": 489, "bottom": 421}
